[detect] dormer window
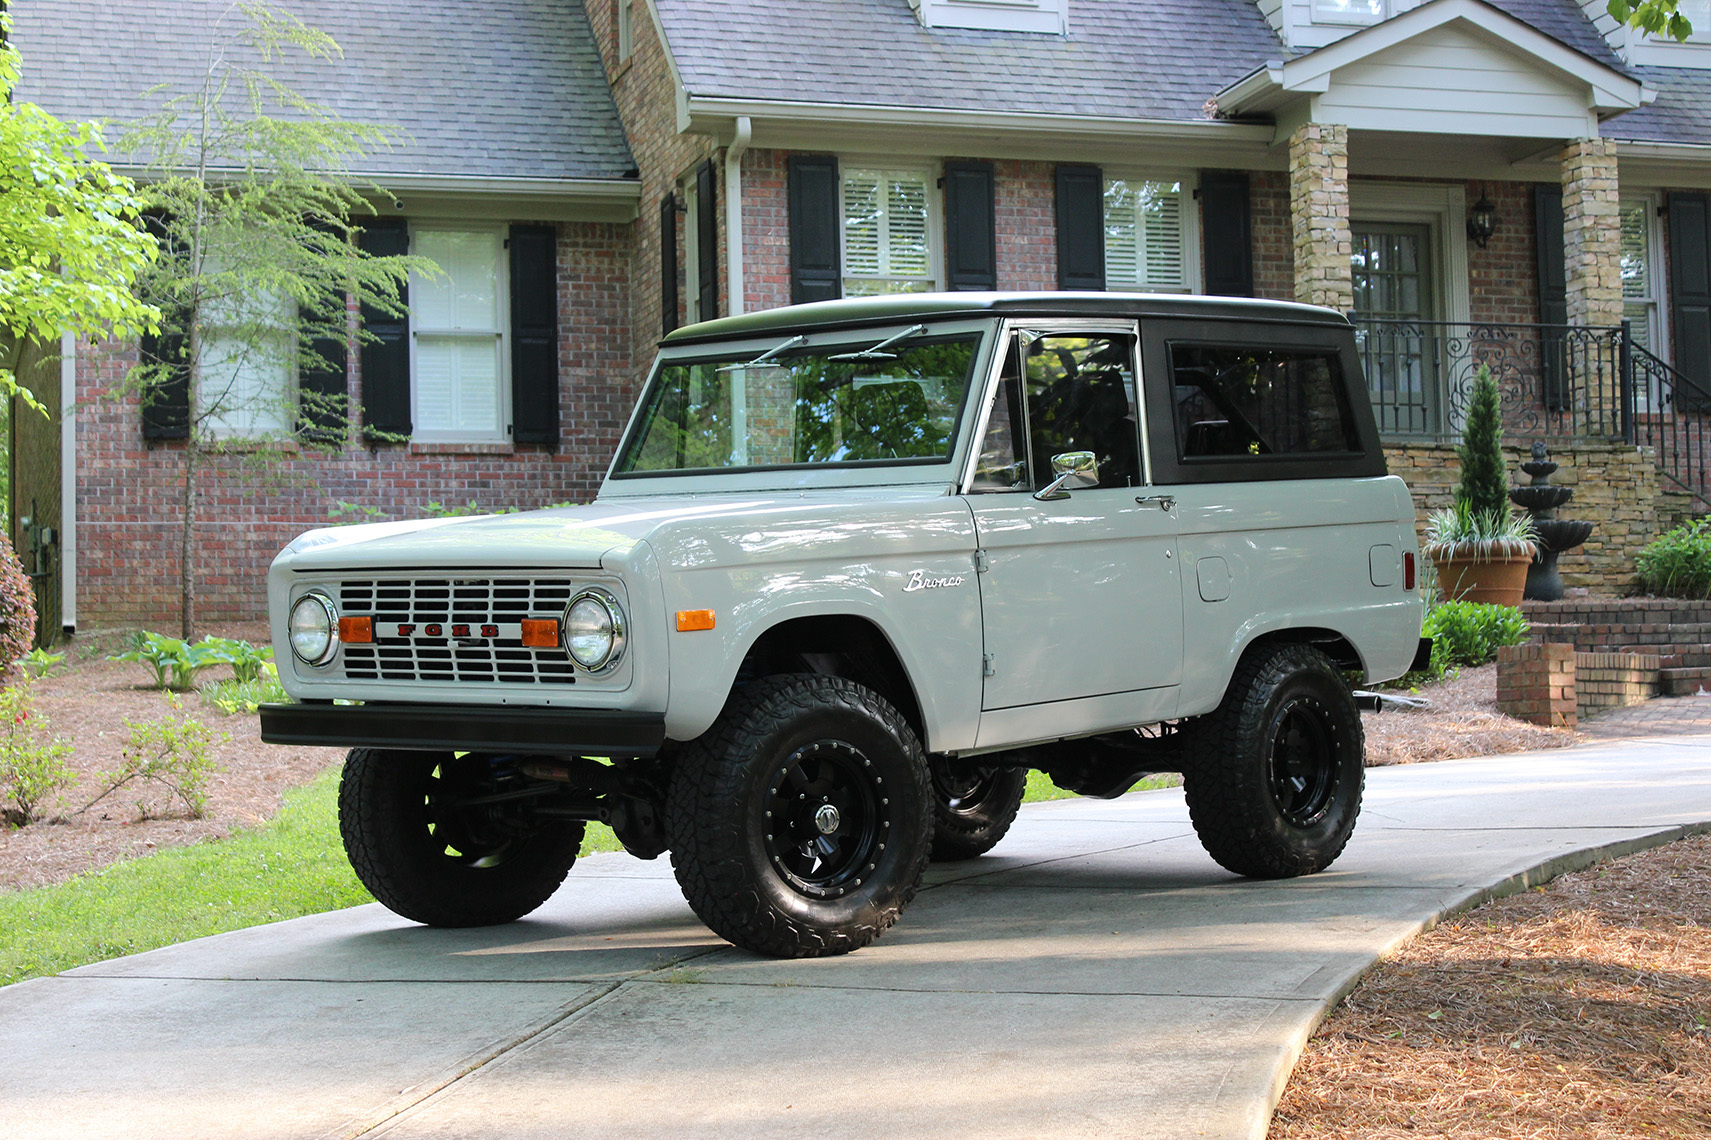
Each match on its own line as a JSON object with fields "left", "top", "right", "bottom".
{"left": 1313, "top": 0, "right": 1384, "bottom": 25}
{"left": 910, "top": 0, "right": 1068, "bottom": 36}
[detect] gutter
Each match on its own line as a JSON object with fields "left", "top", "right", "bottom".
{"left": 724, "top": 115, "right": 752, "bottom": 317}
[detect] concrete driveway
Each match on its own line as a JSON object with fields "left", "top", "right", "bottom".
{"left": 5, "top": 735, "right": 1711, "bottom": 1140}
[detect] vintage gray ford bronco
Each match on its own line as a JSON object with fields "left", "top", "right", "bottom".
{"left": 260, "top": 292, "right": 1426, "bottom": 958}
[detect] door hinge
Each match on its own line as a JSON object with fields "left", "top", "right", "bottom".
{"left": 974, "top": 549, "right": 991, "bottom": 573}
{"left": 983, "top": 653, "right": 997, "bottom": 678}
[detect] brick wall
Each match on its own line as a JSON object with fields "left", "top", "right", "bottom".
{"left": 1466, "top": 179, "right": 1539, "bottom": 325}
{"left": 1495, "top": 641, "right": 1577, "bottom": 727}
{"left": 1250, "top": 170, "right": 1293, "bottom": 302}
{"left": 1575, "top": 650, "right": 1661, "bottom": 716}
{"left": 1387, "top": 440, "right": 1694, "bottom": 592}
{"left": 75, "top": 218, "right": 633, "bottom": 629}
{"left": 994, "top": 160, "right": 1057, "bottom": 291}
{"left": 743, "top": 147, "right": 791, "bottom": 314}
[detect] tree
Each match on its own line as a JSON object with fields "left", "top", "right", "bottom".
{"left": 0, "top": 11, "right": 158, "bottom": 411}
{"left": 114, "top": 1, "right": 430, "bottom": 638}
{"left": 1608, "top": 1, "right": 1697, "bottom": 41}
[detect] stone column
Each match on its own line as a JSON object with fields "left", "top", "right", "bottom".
{"left": 1288, "top": 122, "right": 1353, "bottom": 313}
{"left": 1560, "top": 137, "right": 1622, "bottom": 328}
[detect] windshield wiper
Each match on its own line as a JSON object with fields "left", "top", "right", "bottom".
{"left": 716, "top": 334, "right": 808, "bottom": 372}
{"left": 828, "top": 324, "right": 928, "bottom": 361}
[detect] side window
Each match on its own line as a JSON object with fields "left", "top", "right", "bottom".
{"left": 1170, "top": 343, "right": 1359, "bottom": 460}
{"left": 970, "top": 331, "right": 1141, "bottom": 491}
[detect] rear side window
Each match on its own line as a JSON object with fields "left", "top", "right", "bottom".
{"left": 1170, "top": 344, "right": 1360, "bottom": 460}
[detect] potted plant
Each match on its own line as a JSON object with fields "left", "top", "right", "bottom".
{"left": 1421, "top": 365, "right": 1539, "bottom": 606}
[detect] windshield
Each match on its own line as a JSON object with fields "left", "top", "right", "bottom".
{"left": 613, "top": 331, "right": 984, "bottom": 476}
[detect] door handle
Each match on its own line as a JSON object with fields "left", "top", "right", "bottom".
{"left": 1135, "top": 495, "right": 1175, "bottom": 511}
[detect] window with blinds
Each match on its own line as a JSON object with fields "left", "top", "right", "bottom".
{"left": 411, "top": 227, "right": 508, "bottom": 440}
{"left": 842, "top": 167, "right": 935, "bottom": 296}
{"left": 1621, "top": 197, "right": 1661, "bottom": 357}
{"left": 1104, "top": 179, "right": 1191, "bottom": 293}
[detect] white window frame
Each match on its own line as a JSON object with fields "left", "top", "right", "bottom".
{"left": 681, "top": 169, "right": 705, "bottom": 324}
{"left": 195, "top": 247, "right": 297, "bottom": 441}
{"left": 1101, "top": 171, "right": 1201, "bottom": 294}
{"left": 407, "top": 222, "right": 512, "bottom": 444}
{"left": 1621, "top": 192, "right": 1670, "bottom": 364}
{"left": 838, "top": 159, "right": 943, "bottom": 297}
{"left": 1312, "top": 0, "right": 1385, "bottom": 26}
{"left": 618, "top": 0, "right": 634, "bottom": 62}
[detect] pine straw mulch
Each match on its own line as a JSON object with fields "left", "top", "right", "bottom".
{"left": 1363, "top": 662, "right": 1581, "bottom": 766}
{"left": 1272, "top": 832, "right": 1711, "bottom": 1139}
{"left": 0, "top": 622, "right": 342, "bottom": 893}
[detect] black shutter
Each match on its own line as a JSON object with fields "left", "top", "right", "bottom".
{"left": 1055, "top": 164, "right": 1105, "bottom": 291}
{"left": 661, "top": 196, "right": 679, "bottom": 335}
{"left": 139, "top": 214, "right": 189, "bottom": 440}
{"left": 944, "top": 160, "right": 997, "bottom": 291}
{"left": 696, "top": 159, "right": 718, "bottom": 320}
{"left": 1534, "top": 183, "right": 1569, "bottom": 409}
{"left": 357, "top": 217, "right": 411, "bottom": 440}
{"left": 509, "top": 224, "right": 560, "bottom": 447}
{"left": 789, "top": 154, "right": 841, "bottom": 304}
{"left": 1669, "top": 192, "right": 1711, "bottom": 411}
{"left": 296, "top": 222, "right": 349, "bottom": 442}
{"left": 1200, "top": 171, "right": 1253, "bottom": 297}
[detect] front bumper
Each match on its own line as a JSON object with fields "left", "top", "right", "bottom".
{"left": 258, "top": 702, "right": 667, "bottom": 757}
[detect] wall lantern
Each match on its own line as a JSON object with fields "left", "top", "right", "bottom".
{"left": 1466, "top": 189, "right": 1498, "bottom": 248}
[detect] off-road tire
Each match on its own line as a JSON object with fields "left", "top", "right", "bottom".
{"left": 1180, "top": 644, "right": 1364, "bottom": 879}
{"left": 665, "top": 674, "right": 933, "bottom": 958}
{"left": 339, "top": 748, "right": 585, "bottom": 927}
{"left": 928, "top": 757, "right": 1027, "bottom": 861}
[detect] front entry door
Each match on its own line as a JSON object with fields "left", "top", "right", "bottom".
{"left": 1352, "top": 222, "right": 1438, "bottom": 435}
{"left": 965, "top": 325, "right": 1183, "bottom": 721}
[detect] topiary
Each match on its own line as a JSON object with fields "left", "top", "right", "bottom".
{"left": 0, "top": 534, "right": 38, "bottom": 679}
{"left": 1454, "top": 364, "right": 1510, "bottom": 521}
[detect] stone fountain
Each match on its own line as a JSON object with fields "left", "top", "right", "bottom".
{"left": 1508, "top": 441, "right": 1593, "bottom": 602}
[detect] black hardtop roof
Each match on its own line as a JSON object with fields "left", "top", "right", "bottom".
{"left": 661, "top": 292, "right": 1352, "bottom": 346}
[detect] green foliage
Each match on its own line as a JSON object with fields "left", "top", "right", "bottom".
{"left": 1608, "top": 1, "right": 1696, "bottom": 41}
{"left": 328, "top": 499, "right": 387, "bottom": 523}
{"left": 0, "top": 533, "right": 36, "bottom": 672}
{"left": 0, "top": 681, "right": 74, "bottom": 827}
{"left": 19, "top": 647, "right": 66, "bottom": 679}
{"left": 1422, "top": 502, "right": 1538, "bottom": 561}
{"left": 200, "top": 669, "right": 289, "bottom": 715}
{"left": 0, "top": 13, "right": 159, "bottom": 409}
{"left": 112, "top": 631, "right": 228, "bottom": 691}
{"left": 79, "top": 705, "right": 224, "bottom": 820}
{"left": 1454, "top": 365, "right": 1511, "bottom": 522}
{"left": 0, "top": 766, "right": 372, "bottom": 987}
{"left": 1423, "top": 601, "right": 1531, "bottom": 668}
{"left": 211, "top": 636, "right": 274, "bottom": 683}
{"left": 1635, "top": 517, "right": 1711, "bottom": 597}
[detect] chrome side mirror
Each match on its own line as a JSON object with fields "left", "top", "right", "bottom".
{"left": 1033, "top": 451, "right": 1099, "bottom": 501}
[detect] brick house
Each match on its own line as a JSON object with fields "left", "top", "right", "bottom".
{"left": 12, "top": 0, "right": 1711, "bottom": 632}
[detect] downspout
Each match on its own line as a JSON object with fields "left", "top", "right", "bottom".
{"left": 59, "top": 331, "right": 76, "bottom": 635}
{"left": 724, "top": 115, "right": 751, "bottom": 316}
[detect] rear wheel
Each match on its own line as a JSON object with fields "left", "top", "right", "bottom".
{"left": 339, "top": 748, "right": 584, "bottom": 927}
{"left": 928, "top": 757, "right": 1027, "bottom": 861}
{"left": 666, "top": 674, "right": 933, "bottom": 958}
{"left": 1181, "top": 644, "right": 1363, "bottom": 879}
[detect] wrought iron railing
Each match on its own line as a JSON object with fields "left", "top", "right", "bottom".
{"left": 1354, "top": 318, "right": 1711, "bottom": 507}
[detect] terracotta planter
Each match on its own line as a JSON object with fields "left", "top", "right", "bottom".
{"left": 1429, "top": 552, "right": 1532, "bottom": 607}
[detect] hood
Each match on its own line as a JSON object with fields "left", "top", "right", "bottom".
{"left": 275, "top": 499, "right": 791, "bottom": 571}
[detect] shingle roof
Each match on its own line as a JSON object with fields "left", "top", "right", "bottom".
{"left": 1606, "top": 66, "right": 1711, "bottom": 146}
{"left": 1483, "top": 0, "right": 1626, "bottom": 70}
{"left": 651, "top": 0, "right": 1285, "bottom": 121}
{"left": 8, "top": 0, "right": 636, "bottom": 182}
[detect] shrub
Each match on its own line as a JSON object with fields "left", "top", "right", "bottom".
{"left": 0, "top": 681, "right": 74, "bottom": 826}
{"left": 0, "top": 533, "right": 37, "bottom": 677}
{"left": 200, "top": 669, "right": 289, "bottom": 715}
{"left": 1423, "top": 600, "right": 1530, "bottom": 667}
{"left": 78, "top": 705, "right": 224, "bottom": 820}
{"left": 18, "top": 646, "right": 65, "bottom": 679}
{"left": 112, "top": 631, "right": 264, "bottom": 690}
{"left": 1635, "top": 517, "right": 1711, "bottom": 598}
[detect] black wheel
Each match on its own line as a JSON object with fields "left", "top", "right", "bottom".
{"left": 339, "top": 748, "right": 585, "bottom": 927}
{"left": 928, "top": 756, "right": 1027, "bottom": 861}
{"left": 1180, "top": 644, "right": 1364, "bottom": 879}
{"left": 665, "top": 674, "right": 933, "bottom": 958}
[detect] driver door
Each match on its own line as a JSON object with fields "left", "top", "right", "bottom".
{"left": 965, "top": 324, "right": 1183, "bottom": 736}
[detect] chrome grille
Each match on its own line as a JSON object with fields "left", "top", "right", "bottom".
{"left": 337, "top": 577, "right": 578, "bottom": 684}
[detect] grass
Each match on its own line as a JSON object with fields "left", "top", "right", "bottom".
{"left": 0, "top": 762, "right": 1175, "bottom": 988}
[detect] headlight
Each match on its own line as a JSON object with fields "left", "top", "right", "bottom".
{"left": 563, "top": 589, "right": 625, "bottom": 672}
{"left": 289, "top": 591, "right": 338, "bottom": 667}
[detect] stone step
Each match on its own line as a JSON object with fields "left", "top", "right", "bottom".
{"left": 1659, "top": 666, "right": 1711, "bottom": 696}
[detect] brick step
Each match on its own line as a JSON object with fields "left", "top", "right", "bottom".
{"left": 1611, "top": 646, "right": 1711, "bottom": 665}
{"left": 1529, "top": 622, "right": 1711, "bottom": 650}
{"left": 1659, "top": 667, "right": 1711, "bottom": 696}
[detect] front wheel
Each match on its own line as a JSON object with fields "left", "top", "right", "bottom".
{"left": 1180, "top": 644, "right": 1364, "bottom": 879}
{"left": 339, "top": 748, "right": 585, "bottom": 927}
{"left": 666, "top": 674, "right": 933, "bottom": 958}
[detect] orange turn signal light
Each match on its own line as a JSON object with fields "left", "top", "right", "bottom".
{"left": 521, "top": 618, "right": 560, "bottom": 648}
{"left": 338, "top": 616, "right": 373, "bottom": 644}
{"left": 676, "top": 609, "right": 716, "bottom": 632}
